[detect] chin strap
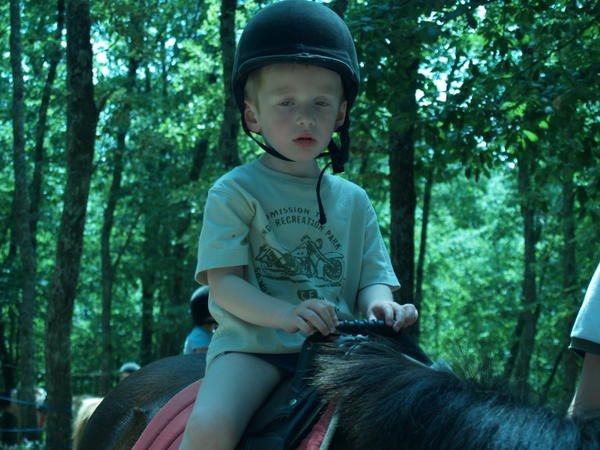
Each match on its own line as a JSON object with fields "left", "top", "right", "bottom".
{"left": 248, "top": 133, "right": 294, "bottom": 162}
{"left": 243, "top": 120, "right": 295, "bottom": 162}
{"left": 328, "top": 119, "right": 350, "bottom": 174}
{"left": 315, "top": 123, "right": 350, "bottom": 224}
{"left": 243, "top": 122, "right": 351, "bottom": 226}
{"left": 316, "top": 162, "right": 331, "bottom": 225}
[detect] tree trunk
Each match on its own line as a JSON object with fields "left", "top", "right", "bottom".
{"left": 10, "top": 0, "right": 39, "bottom": 439}
{"left": 139, "top": 177, "right": 168, "bottom": 363}
{"left": 99, "top": 38, "right": 140, "bottom": 395}
{"left": 218, "top": 0, "right": 239, "bottom": 169}
{"left": 0, "top": 198, "right": 18, "bottom": 302}
{"left": 504, "top": 313, "right": 523, "bottom": 379}
{"left": 388, "top": 49, "right": 419, "bottom": 338}
{"left": 0, "top": 315, "right": 16, "bottom": 398}
{"left": 415, "top": 167, "right": 434, "bottom": 311}
{"left": 561, "top": 171, "right": 579, "bottom": 407}
{"left": 45, "top": 0, "right": 97, "bottom": 447}
{"left": 140, "top": 266, "right": 156, "bottom": 366}
{"left": 0, "top": 210, "right": 18, "bottom": 394}
{"left": 158, "top": 235, "right": 189, "bottom": 358}
{"left": 30, "top": 0, "right": 65, "bottom": 248}
{"left": 509, "top": 150, "right": 539, "bottom": 397}
{"left": 99, "top": 124, "right": 125, "bottom": 395}
{"left": 139, "top": 65, "right": 157, "bottom": 367}
{"left": 542, "top": 346, "right": 565, "bottom": 398}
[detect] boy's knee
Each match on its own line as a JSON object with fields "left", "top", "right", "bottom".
{"left": 185, "top": 408, "right": 240, "bottom": 450}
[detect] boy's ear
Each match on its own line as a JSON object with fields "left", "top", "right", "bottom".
{"left": 335, "top": 100, "right": 348, "bottom": 129}
{"left": 244, "top": 101, "right": 261, "bottom": 133}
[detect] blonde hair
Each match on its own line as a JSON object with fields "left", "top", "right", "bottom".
{"left": 244, "top": 68, "right": 264, "bottom": 107}
{"left": 72, "top": 396, "right": 103, "bottom": 449}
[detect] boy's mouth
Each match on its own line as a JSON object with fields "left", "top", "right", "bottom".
{"left": 293, "top": 136, "right": 316, "bottom": 147}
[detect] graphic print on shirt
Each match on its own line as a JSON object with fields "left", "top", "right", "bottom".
{"left": 255, "top": 235, "right": 344, "bottom": 286}
{"left": 255, "top": 206, "right": 346, "bottom": 305}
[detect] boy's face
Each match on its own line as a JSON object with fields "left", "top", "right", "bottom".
{"left": 244, "top": 64, "right": 347, "bottom": 165}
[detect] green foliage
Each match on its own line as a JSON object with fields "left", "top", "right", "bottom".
{"left": 419, "top": 171, "right": 523, "bottom": 373}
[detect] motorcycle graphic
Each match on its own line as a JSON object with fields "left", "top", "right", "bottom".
{"left": 255, "top": 235, "right": 343, "bottom": 283}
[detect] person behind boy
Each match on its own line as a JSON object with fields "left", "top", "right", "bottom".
{"left": 183, "top": 286, "right": 217, "bottom": 354}
{"left": 180, "top": 2, "right": 418, "bottom": 449}
{"left": 569, "top": 262, "right": 600, "bottom": 416}
{"left": 118, "top": 361, "right": 140, "bottom": 381}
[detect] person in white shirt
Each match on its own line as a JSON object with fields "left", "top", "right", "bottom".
{"left": 569, "top": 262, "right": 600, "bottom": 416}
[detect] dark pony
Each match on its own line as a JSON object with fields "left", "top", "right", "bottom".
{"left": 313, "top": 336, "right": 600, "bottom": 450}
{"left": 76, "top": 354, "right": 206, "bottom": 450}
{"left": 79, "top": 332, "right": 600, "bottom": 449}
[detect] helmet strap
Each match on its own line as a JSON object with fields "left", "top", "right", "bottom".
{"left": 241, "top": 120, "right": 351, "bottom": 226}
{"left": 316, "top": 123, "right": 350, "bottom": 224}
{"left": 241, "top": 114, "right": 351, "bottom": 171}
{"left": 242, "top": 122, "right": 295, "bottom": 162}
{"left": 316, "top": 161, "right": 331, "bottom": 225}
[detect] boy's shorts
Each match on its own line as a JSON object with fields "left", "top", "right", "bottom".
{"left": 250, "top": 352, "right": 299, "bottom": 375}
{"left": 219, "top": 351, "right": 300, "bottom": 375}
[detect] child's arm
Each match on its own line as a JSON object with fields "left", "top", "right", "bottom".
{"left": 208, "top": 266, "right": 338, "bottom": 336}
{"left": 357, "top": 284, "right": 418, "bottom": 332}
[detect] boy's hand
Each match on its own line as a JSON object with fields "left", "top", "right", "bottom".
{"left": 280, "top": 299, "right": 338, "bottom": 336}
{"left": 366, "top": 300, "right": 418, "bottom": 332}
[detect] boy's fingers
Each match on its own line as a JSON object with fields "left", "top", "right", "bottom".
{"left": 323, "top": 304, "right": 337, "bottom": 332}
{"left": 300, "top": 309, "right": 330, "bottom": 336}
{"left": 405, "top": 304, "right": 419, "bottom": 325}
{"left": 293, "top": 316, "right": 313, "bottom": 334}
{"left": 382, "top": 303, "right": 394, "bottom": 326}
{"left": 393, "top": 304, "right": 418, "bottom": 331}
{"left": 392, "top": 306, "right": 405, "bottom": 331}
{"left": 327, "top": 303, "right": 339, "bottom": 325}
{"left": 325, "top": 302, "right": 338, "bottom": 330}
{"left": 307, "top": 300, "right": 337, "bottom": 332}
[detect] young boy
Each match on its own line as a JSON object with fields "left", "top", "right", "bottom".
{"left": 180, "top": 1, "right": 418, "bottom": 449}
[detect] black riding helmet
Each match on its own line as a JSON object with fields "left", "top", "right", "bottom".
{"left": 232, "top": 1, "right": 360, "bottom": 223}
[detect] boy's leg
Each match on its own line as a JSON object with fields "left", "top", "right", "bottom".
{"left": 179, "top": 352, "right": 282, "bottom": 450}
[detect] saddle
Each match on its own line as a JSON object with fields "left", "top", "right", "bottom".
{"left": 133, "top": 320, "right": 431, "bottom": 450}
{"left": 237, "top": 335, "right": 325, "bottom": 450}
{"left": 239, "top": 321, "right": 431, "bottom": 450}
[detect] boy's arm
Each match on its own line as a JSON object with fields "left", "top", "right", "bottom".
{"left": 568, "top": 352, "right": 600, "bottom": 416}
{"left": 207, "top": 266, "right": 337, "bottom": 336}
{"left": 357, "top": 284, "right": 418, "bottom": 332}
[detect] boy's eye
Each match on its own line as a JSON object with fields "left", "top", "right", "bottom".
{"left": 316, "top": 101, "right": 330, "bottom": 107}
{"left": 279, "top": 100, "right": 294, "bottom": 106}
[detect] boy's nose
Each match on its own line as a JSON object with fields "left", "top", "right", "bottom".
{"left": 295, "top": 107, "right": 315, "bottom": 127}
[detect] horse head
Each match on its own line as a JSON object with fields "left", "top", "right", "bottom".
{"left": 313, "top": 336, "right": 600, "bottom": 450}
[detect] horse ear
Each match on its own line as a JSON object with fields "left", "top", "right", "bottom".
{"left": 398, "top": 354, "right": 455, "bottom": 377}
{"left": 430, "top": 359, "right": 454, "bottom": 372}
{"left": 398, "top": 352, "right": 431, "bottom": 369}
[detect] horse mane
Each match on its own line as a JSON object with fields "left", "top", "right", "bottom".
{"left": 312, "top": 336, "right": 600, "bottom": 450}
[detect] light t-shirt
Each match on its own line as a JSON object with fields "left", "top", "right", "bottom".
{"left": 196, "top": 159, "right": 399, "bottom": 368}
{"left": 570, "top": 262, "right": 600, "bottom": 356}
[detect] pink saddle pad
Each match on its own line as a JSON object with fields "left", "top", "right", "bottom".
{"left": 133, "top": 380, "right": 202, "bottom": 450}
{"left": 132, "top": 379, "right": 335, "bottom": 450}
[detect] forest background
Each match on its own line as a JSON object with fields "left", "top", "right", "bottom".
{"left": 1, "top": 0, "right": 598, "bottom": 448}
